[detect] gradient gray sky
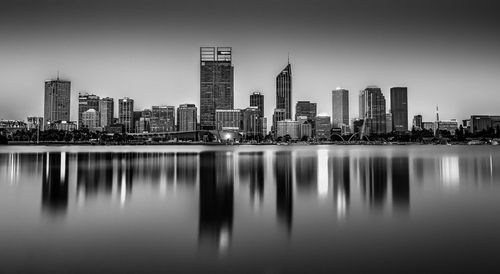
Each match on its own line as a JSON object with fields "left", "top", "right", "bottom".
{"left": 1, "top": 0, "right": 499, "bottom": 124}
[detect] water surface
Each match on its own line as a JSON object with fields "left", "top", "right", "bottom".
{"left": 1, "top": 145, "right": 499, "bottom": 273}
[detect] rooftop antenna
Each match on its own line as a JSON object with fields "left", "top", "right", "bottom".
{"left": 287, "top": 52, "right": 290, "bottom": 64}
{"left": 57, "top": 70, "right": 60, "bottom": 80}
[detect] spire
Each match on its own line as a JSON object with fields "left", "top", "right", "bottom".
{"left": 57, "top": 70, "right": 60, "bottom": 80}
{"left": 436, "top": 105, "right": 439, "bottom": 122}
{"left": 287, "top": 52, "right": 290, "bottom": 64}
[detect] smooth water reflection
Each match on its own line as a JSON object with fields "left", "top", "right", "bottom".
{"left": 1, "top": 146, "right": 500, "bottom": 273}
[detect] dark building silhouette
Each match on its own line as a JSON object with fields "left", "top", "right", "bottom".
{"left": 392, "top": 157, "right": 410, "bottom": 211}
{"left": 44, "top": 78, "right": 71, "bottom": 129}
{"left": 276, "top": 63, "right": 292, "bottom": 120}
{"left": 390, "top": 87, "right": 408, "bottom": 133}
{"left": 274, "top": 151, "right": 293, "bottom": 235}
{"left": 42, "top": 152, "right": 69, "bottom": 215}
{"left": 198, "top": 151, "right": 234, "bottom": 252}
{"left": 250, "top": 92, "right": 264, "bottom": 118}
{"left": 118, "top": 97, "right": 134, "bottom": 133}
{"left": 177, "top": 104, "right": 197, "bottom": 131}
{"left": 413, "top": 114, "right": 423, "bottom": 130}
{"left": 200, "top": 47, "right": 234, "bottom": 130}
{"left": 359, "top": 86, "right": 387, "bottom": 135}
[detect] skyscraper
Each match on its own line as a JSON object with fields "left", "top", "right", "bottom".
{"left": 200, "top": 47, "right": 234, "bottom": 130}
{"left": 390, "top": 87, "right": 408, "bottom": 133}
{"left": 118, "top": 97, "right": 134, "bottom": 133}
{"left": 177, "top": 104, "right": 197, "bottom": 131}
{"left": 295, "top": 101, "right": 317, "bottom": 121}
{"left": 359, "top": 86, "right": 386, "bottom": 135}
{"left": 315, "top": 115, "right": 332, "bottom": 140}
{"left": 99, "top": 97, "right": 114, "bottom": 128}
{"left": 242, "top": 106, "right": 261, "bottom": 139}
{"left": 78, "top": 92, "right": 100, "bottom": 129}
{"left": 151, "top": 106, "right": 175, "bottom": 132}
{"left": 413, "top": 115, "right": 423, "bottom": 130}
{"left": 250, "top": 92, "right": 264, "bottom": 117}
{"left": 44, "top": 78, "right": 71, "bottom": 128}
{"left": 276, "top": 63, "right": 292, "bottom": 120}
{"left": 332, "top": 88, "right": 349, "bottom": 128}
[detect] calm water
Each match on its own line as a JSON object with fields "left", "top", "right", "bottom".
{"left": 1, "top": 145, "right": 500, "bottom": 273}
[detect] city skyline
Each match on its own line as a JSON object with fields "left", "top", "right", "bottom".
{"left": 1, "top": 0, "right": 500, "bottom": 124}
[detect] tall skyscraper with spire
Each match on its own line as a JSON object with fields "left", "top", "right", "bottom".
{"left": 44, "top": 76, "right": 71, "bottom": 129}
{"left": 276, "top": 62, "right": 292, "bottom": 120}
{"left": 200, "top": 47, "right": 234, "bottom": 130}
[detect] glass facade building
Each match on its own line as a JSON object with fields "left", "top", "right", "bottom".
{"left": 44, "top": 78, "right": 71, "bottom": 129}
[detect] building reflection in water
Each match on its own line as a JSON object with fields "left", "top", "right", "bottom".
{"left": 176, "top": 153, "right": 198, "bottom": 186}
{"left": 42, "top": 152, "right": 69, "bottom": 216}
{"left": 198, "top": 151, "right": 234, "bottom": 254}
{"left": 275, "top": 151, "right": 293, "bottom": 235}
{"left": 440, "top": 156, "right": 459, "bottom": 187}
{"left": 238, "top": 152, "right": 264, "bottom": 206}
{"left": 359, "top": 157, "right": 388, "bottom": 209}
{"left": 391, "top": 157, "right": 410, "bottom": 212}
{"left": 294, "top": 151, "right": 317, "bottom": 194}
{"left": 330, "top": 155, "right": 350, "bottom": 219}
{"left": 76, "top": 153, "right": 113, "bottom": 199}
{"left": 117, "top": 153, "right": 134, "bottom": 206}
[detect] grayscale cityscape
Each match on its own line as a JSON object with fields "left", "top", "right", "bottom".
{"left": 1, "top": 0, "right": 500, "bottom": 273}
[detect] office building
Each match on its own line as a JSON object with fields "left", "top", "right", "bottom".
{"left": 386, "top": 113, "right": 393, "bottom": 133}
{"left": 413, "top": 115, "right": 423, "bottom": 130}
{"left": 295, "top": 101, "right": 317, "bottom": 121}
{"left": 272, "top": 108, "right": 286, "bottom": 137}
{"left": 242, "top": 107, "right": 261, "bottom": 139}
{"left": 99, "top": 97, "right": 114, "bottom": 128}
{"left": 390, "top": 87, "right": 408, "bottom": 133}
{"left": 177, "top": 104, "right": 197, "bottom": 131}
{"left": 276, "top": 63, "right": 292, "bottom": 119}
{"left": 200, "top": 47, "right": 234, "bottom": 130}
{"left": 276, "top": 120, "right": 300, "bottom": 140}
{"left": 44, "top": 78, "right": 71, "bottom": 129}
{"left": 81, "top": 109, "right": 101, "bottom": 132}
{"left": 315, "top": 115, "right": 331, "bottom": 140}
{"left": 27, "top": 117, "right": 44, "bottom": 131}
{"left": 78, "top": 92, "right": 100, "bottom": 129}
{"left": 436, "top": 120, "right": 459, "bottom": 135}
{"left": 151, "top": 106, "right": 175, "bottom": 132}
{"left": 250, "top": 92, "right": 264, "bottom": 117}
{"left": 215, "top": 109, "right": 242, "bottom": 131}
{"left": 359, "top": 86, "right": 386, "bottom": 135}
{"left": 332, "top": 88, "right": 349, "bottom": 128}
{"left": 118, "top": 97, "right": 134, "bottom": 133}
{"left": 470, "top": 115, "right": 500, "bottom": 133}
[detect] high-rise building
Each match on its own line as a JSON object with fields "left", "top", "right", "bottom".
{"left": 44, "top": 78, "right": 71, "bottom": 129}
{"left": 470, "top": 115, "right": 500, "bottom": 133}
{"left": 390, "top": 87, "right": 408, "bottom": 133}
{"left": 272, "top": 108, "right": 286, "bottom": 137}
{"left": 359, "top": 86, "right": 386, "bottom": 135}
{"left": 315, "top": 115, "right": 331, "bottom": 140}
{"left": 215, "top": 109, "right": 242, "bottom": 131}
{"left": 295, "top": 101, "right": 317, "bottom": 121}
{"left": 250, "top": 92, "right": 264, "bottom": 117}
{"left": 99, "top": 97, "right": 114, "bottom": 128}
{"left": 276, "top": 63, "right": 292, "bottom": 120}
{"left": 177, "top": 104, "right": 197, "bottom": 131}
{"left": 242, "top": 106, "right": 261, "bottom": 139}
{"left": 413, "top": 115, "right": 423, "bottom": 130}
{"left": 151, "top": 106, "right": 175, "bottom": 132}
{"left": 200, "top": 47, "right": 234, "bottom": 130}
{"left": 118, "top": 97, "right": 134, "bottom": 133}
{"left": 81, "top": 109, "right": 101, "bottom": 132}
{"left": 332, "top": 88, "right": 349, "bottom": 128}
{"left": 78, "top": 92, "right": 100, "bottom": 129}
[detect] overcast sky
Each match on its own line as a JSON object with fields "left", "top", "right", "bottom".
{"left": 1, "top": 0, "right": 499, "bottom": 124}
